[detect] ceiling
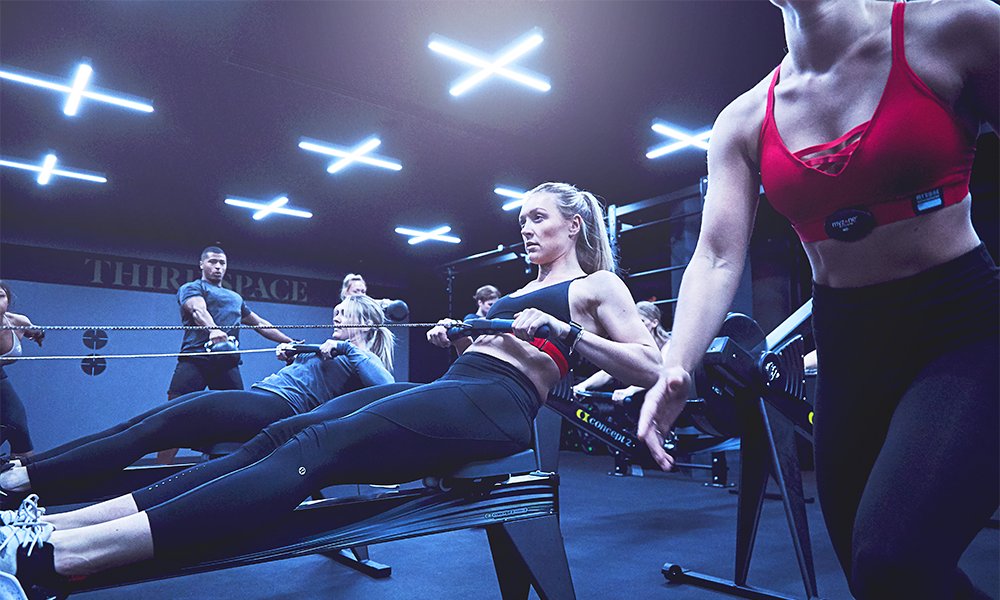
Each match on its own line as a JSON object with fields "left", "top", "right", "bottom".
{"left": 0, "top": 1, "right": 788, "bottom": 281}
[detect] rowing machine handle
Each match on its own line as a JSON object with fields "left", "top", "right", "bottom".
{"left": 284, "top": 344, "right": 323, "bottom": 357}
{"left": 446, "top": 318, "right": 552, "bottom": 341}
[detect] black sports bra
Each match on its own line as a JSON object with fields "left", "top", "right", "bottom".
{"left": 485, "top": 278, "right": 581, "bottom": 377}
{"left": 486, "top": 278, "right": 576, "bottom": 323}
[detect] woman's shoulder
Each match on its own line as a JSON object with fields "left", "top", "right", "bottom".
{"left": 575, "top": 270, "right": 630, "bottom": 300}
{"left": 580, "top": 269, "right": 621, "bottom": 285}
{"left": 903, "top": 0, "right": 998, "bottom": 125}
{"left": 905, "top": 0, "right": 999, "bottom": 54}
{"left": 3, "top": 312, "right": 32, "bottom": 327}
{"left": 725, "top": 69, "right": 775, "bottom": 116}
{"left": 709, "top": 68, "right": 776, "bottom": 167}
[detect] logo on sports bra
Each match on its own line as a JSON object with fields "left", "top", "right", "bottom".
{"left": 824, "top": 208, "right": 877, "bottom": 242}
{"left": 913, "top": 187, "right": 944, "bottom": 214}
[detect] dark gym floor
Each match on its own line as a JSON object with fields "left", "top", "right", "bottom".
{"left": 73, "top": 450, "right": 998, "bottom": 600}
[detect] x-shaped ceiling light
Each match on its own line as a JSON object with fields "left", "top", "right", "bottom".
{"left": 646, "top": 120, "right": 713, "bottom": 159}
{"left": 0, "top": 154, "right": 107, "bottom": 185}
{"left": 299, "top": 137, "right": 402, "bottom": 174}
{"left": 0, "top": 62, "right": 154, "bottom": 116}
{"left": 495, "top": 186, "right": 529, "bottom": 211}
{"left": 429, "top": 28, "right": 551, "bottom": 97}
{"left": 225, "top": 195, "right": 313, "bottom": 220}
{"left": 395, "top": 226, "right": 461, "bottom": 245}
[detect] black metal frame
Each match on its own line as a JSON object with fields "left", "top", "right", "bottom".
{"left": 37, "top": 403, "right": 574, "bottom": 600}
{"left": 62, "top": 470, "right": 572, "bottom": 599}
{"left": 662, "top": 303, "right": 823, "bottom": 600}
{"left": 545, "top": 389, "right": 740, "bottom": 482}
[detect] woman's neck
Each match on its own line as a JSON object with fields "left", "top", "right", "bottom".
{"left": 534, "top": 250, "right": 586, "bottom": 284}
{"left": 346, "top": 333, "right": 368, "bottom": 352}
{"left": 780, "top": 0, "right": 878, "bottom": 74}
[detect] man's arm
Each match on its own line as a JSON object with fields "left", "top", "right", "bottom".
{"left": 242, "top": 311, "right": 294, "bottom": 344}
{"left": 182, "top": 297, "right": 229, "bottom": 346}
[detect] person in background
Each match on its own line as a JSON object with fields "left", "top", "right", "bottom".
{"left": 0, "top": 282, "right": 44, "bottom": 461}
{"left": 159, "top": 247, "right": 295, "bottom": 464}
{"left": 426, "top": 285, "right": 502, "bottom": 350}
{"left": 574, "top": 300, "right": 671, "bottom": 403}
{"left": 340, "top": 273, "right": 367, "bottom": 300}
{"left": 464, "top": 285, "right": 501, "bottom": 321}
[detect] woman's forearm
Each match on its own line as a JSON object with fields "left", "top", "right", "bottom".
{"left": 665, "top": 250, "right": 746, "bottom": 374}
{"left": 574, "top": 332, "right": 661, "bottom": 389}
{"left": 576, "top": 370, "right": 613, "bottom": 390}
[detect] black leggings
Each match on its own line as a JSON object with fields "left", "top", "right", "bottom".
{"left": 144, "top": 353, "right": 539, "bottom": 559}
{"left": 812, "top": 245, "right": 999, "bottom": 600}
{"left": 0, "top": 369, "right": 33, "bottom": 454}
{"left": 25, "top": 389, "right": 296, "bottom": 502}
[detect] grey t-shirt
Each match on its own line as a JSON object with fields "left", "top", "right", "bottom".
{"left": 253, "top": 341, "right": 394, "bottom": 413}
{"left": 177, "top": 280, "right": 251, "bottom": 353}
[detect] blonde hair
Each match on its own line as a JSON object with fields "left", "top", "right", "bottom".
{"left": 526, "top": 182, "right": 616, "bottom": 273}
{"left": 340, "top": 273, "right": 366, "bottom": 300}
{"left": 636, "top": 301, "right": 671, "bottom": 349}
{"left": 340, "top": 294, "right": 395, "bottom": 372}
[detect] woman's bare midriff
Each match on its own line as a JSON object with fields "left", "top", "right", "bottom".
{"left": 804, "top": 197, "right": 981, "bottom": 288}
{"left": 465, "top": 334, "right": 562, "bottom": 403}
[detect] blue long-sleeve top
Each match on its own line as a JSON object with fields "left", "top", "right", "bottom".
{"left": 252, "top": 341, "right": 393, "bottom": 414}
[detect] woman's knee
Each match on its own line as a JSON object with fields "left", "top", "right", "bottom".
{"left": 2, "top": 424, "right": 33, "bottom": 453}
{"left": 243, "top": 417, "right": 312, "bottom": 457}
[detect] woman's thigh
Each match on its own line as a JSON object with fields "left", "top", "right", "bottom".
{"left": 851, "top": 337, "right": 999, "bottom": 594}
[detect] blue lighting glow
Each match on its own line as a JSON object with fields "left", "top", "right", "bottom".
{"left": 0, "top": 63, "right": 153, "bottom": 115}
{"left": 298, "top": 137, "right": 402, "bottom": 173}
{"left": 225, "top": 196, "right": 312, "bottom": 220}
{"left": 395, "top": 226, "right": 461, "bottom": 245}
{"left": 36, "top": 154, "right": 57, "bottom": 184}
{"left": 63, "top": 64, "right": 93, "bottom": 116}
{"left": 0, "top": 154, "right": 107, "bottom": 184}
{"left": 646, "top": 121, "right": 713, "bottom": 159}
{"left": 429, "top": 28, "right": 550, "bottom": 97}
{"left": 494, "top": 186, "right": 528, "bottom": 211}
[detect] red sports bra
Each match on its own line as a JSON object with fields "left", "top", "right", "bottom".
{"left": 759, "top": 2, "right": 977, "bottom": 243}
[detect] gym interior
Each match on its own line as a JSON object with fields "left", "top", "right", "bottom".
{"left": 1, "top": 2, "right": 997, "bottom": 599}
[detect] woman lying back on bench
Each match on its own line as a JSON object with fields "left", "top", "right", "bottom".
{"left": 0, "top": 293, "right": 395, "bottom": 503}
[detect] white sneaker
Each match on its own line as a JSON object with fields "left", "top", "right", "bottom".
{"left": 0, "top": 495, "right": 53, "bottom": 576}
{"left": 0, "top": 571, "right": 29, "bottom": 600}
{"left": 0, "top": 495, "right": 45, "bottom": 527}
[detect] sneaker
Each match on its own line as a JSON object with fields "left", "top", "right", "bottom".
{"left": 0, "top": 496, "right": 53, "bottom": 576}
{"left": 0, "top": 571, "right": 28, "bottom": 600}
{"left": 0, "top": 495, "right": 45, "bottom": 528}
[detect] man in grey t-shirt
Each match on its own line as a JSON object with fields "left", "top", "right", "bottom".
{"left": 158, "top": 246, "right": 294, "bottom": 463}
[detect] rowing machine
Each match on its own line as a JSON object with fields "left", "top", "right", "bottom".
{"left": 662, "top": 301, "right": 824, "bottom": 600}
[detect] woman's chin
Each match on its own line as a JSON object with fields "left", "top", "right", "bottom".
{"left": 525, "top": 251, "right": 545, "bottom": 265}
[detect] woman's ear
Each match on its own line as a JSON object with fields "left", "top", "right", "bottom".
{"left": 568, "top": 214, "right": 582, "bottom": 237}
